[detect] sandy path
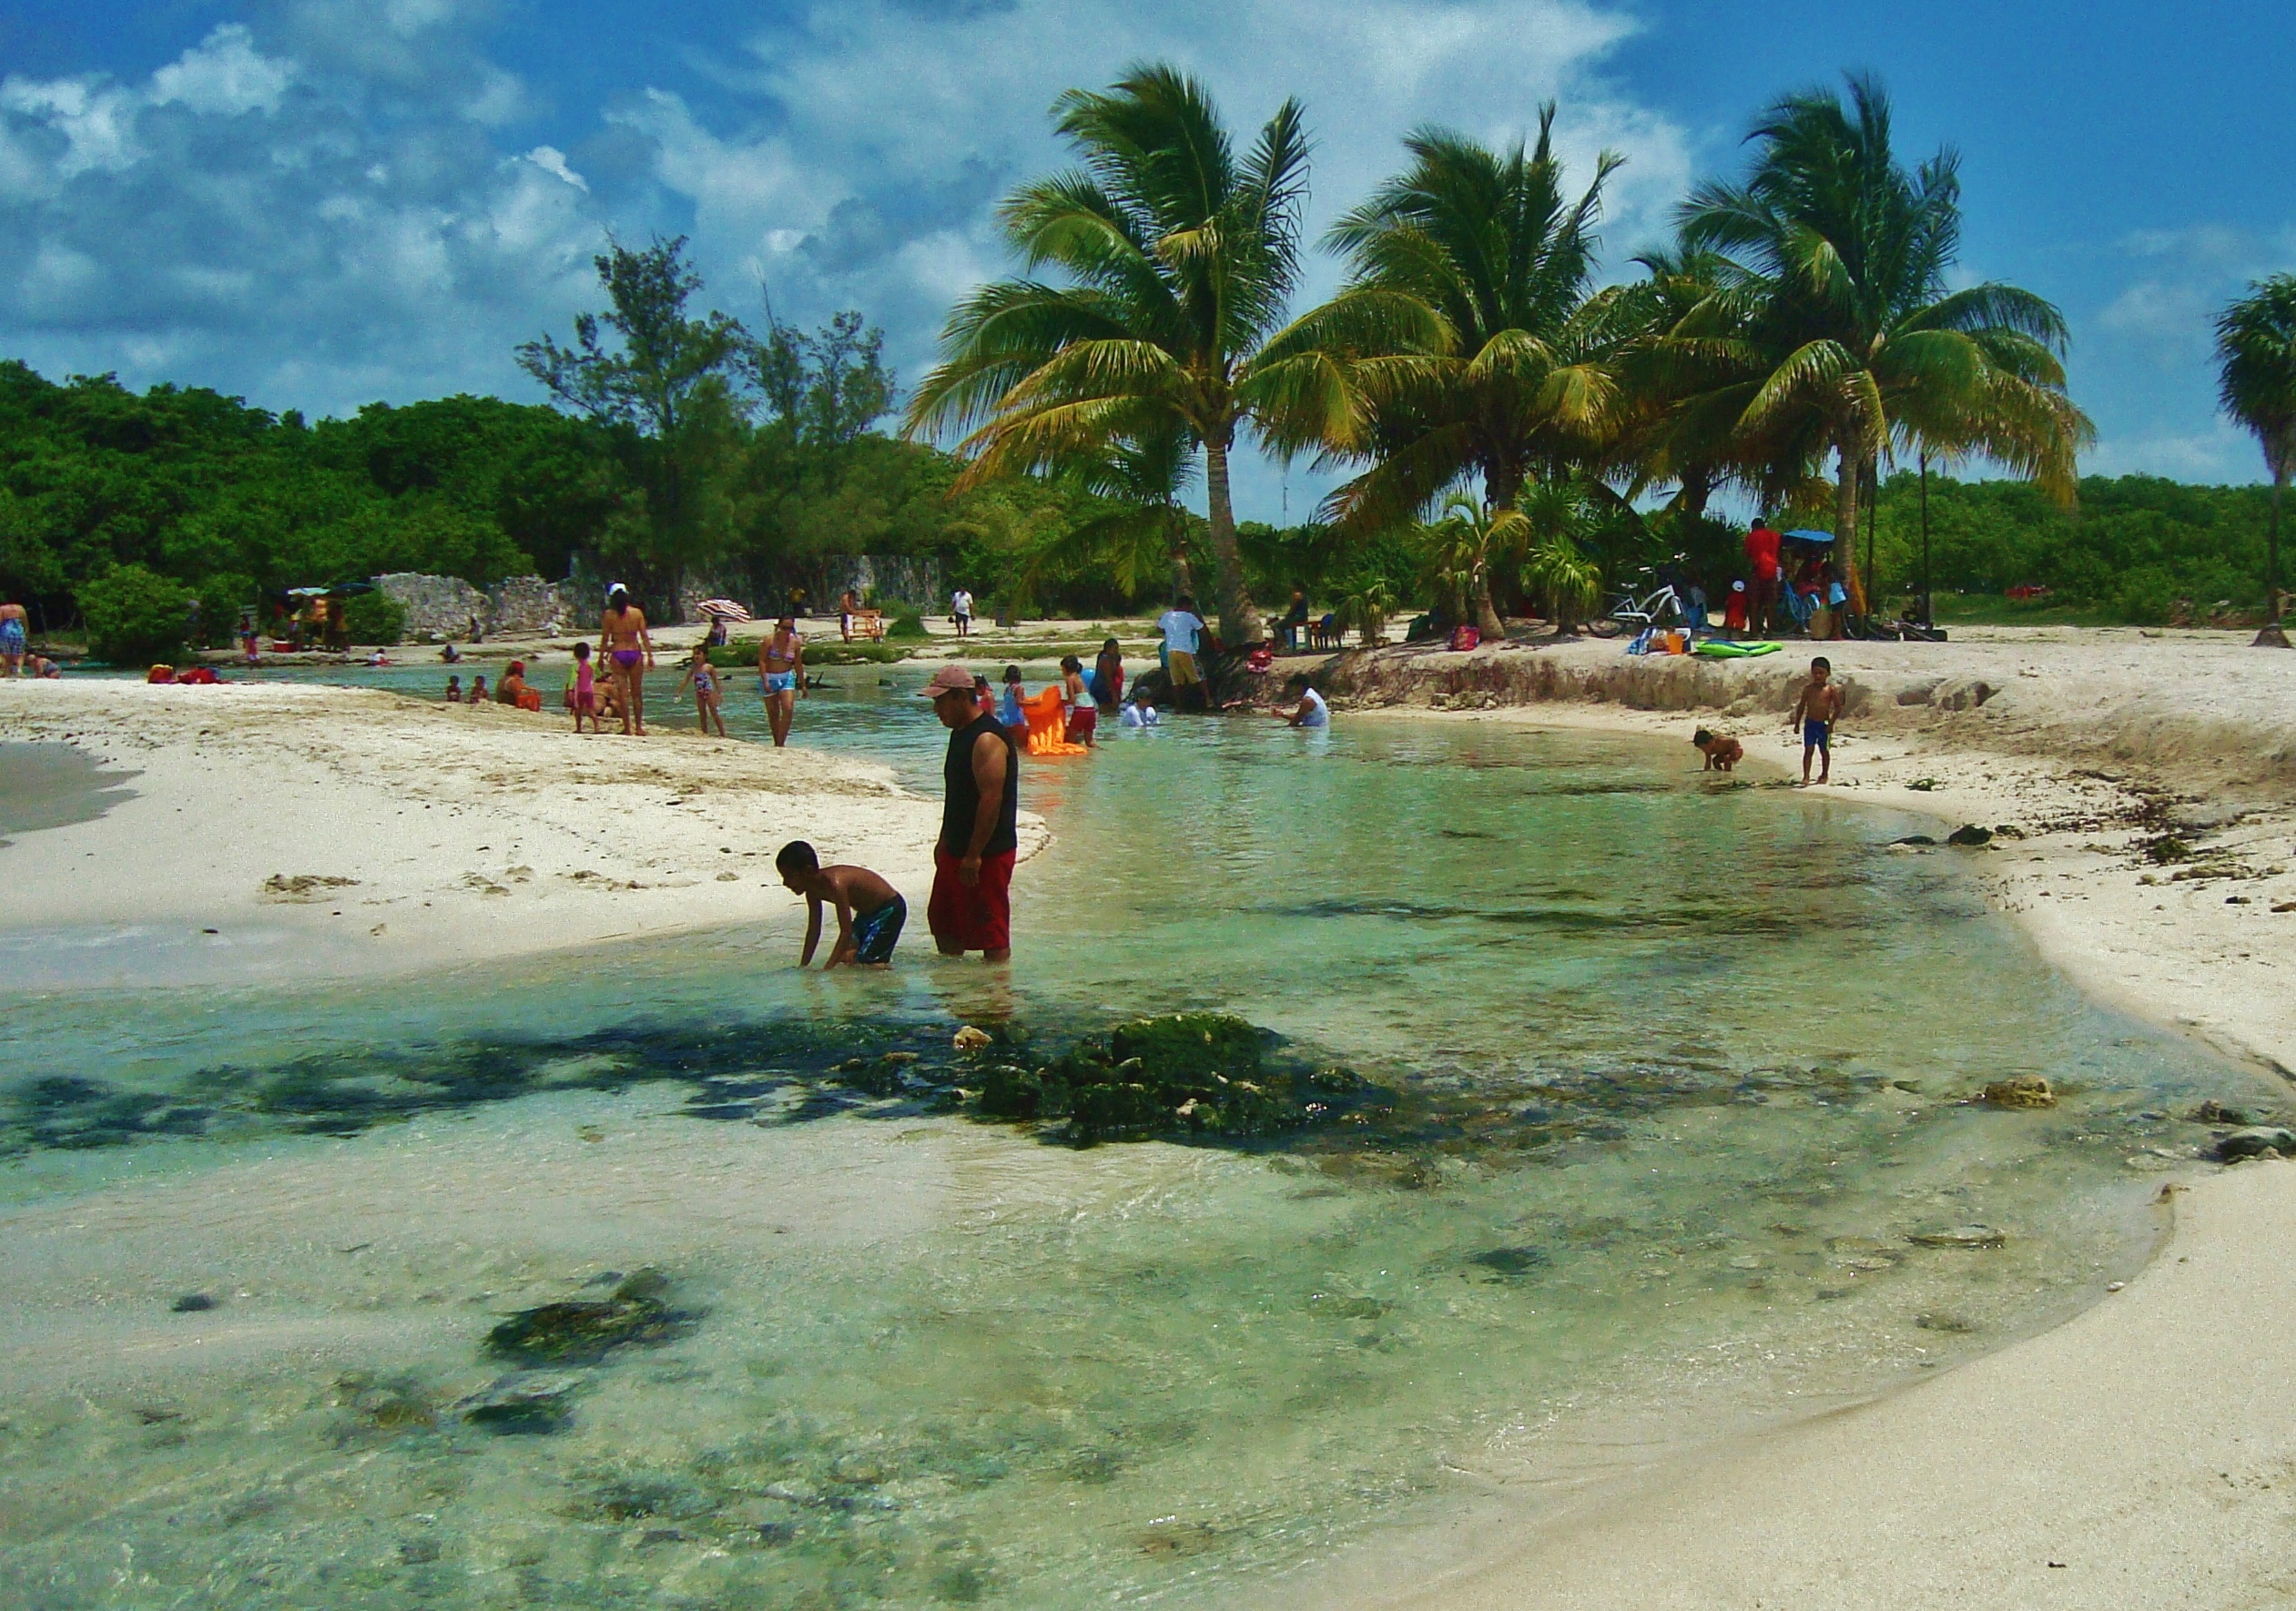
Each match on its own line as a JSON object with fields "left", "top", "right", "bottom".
{"left": 0, "top": 680, "right": 1042, "bottom": 979}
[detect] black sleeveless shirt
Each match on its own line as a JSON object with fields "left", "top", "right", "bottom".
{"left": 940, "top": 713, "right": 1018, "bottom": 856}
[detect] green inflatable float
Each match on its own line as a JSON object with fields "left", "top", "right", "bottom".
{"left": 1692, "top": 640, "right": 1783, "bottom": 659}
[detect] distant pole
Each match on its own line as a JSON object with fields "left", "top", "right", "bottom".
{"left": 1919, "top": 451, "right": 1933, "bottom": 629}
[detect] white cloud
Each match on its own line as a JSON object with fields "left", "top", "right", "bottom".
{"left": 524, "top": 146, "right": 587, "bottom": 191}
{"left": 149, "top": 25, "right": 295, "bottom": 117}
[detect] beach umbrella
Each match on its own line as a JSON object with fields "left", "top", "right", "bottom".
{"left": 1783, "top": 529, "right": 1834, "bottom": 545}
{"left": 695, "top": 599, "right": 753, "bottom": 623}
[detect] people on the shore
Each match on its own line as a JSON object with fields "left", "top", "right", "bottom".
{"left": 1722, "top": 580, "right": 1749, "bottom": 634}
{"left": 677, "top": 643, "right": 727, "bottom": 736}
{"left": 838, "top": 589, "right": 861, "bottom": 643}
{"left": 468, "top": 674, "right": 490, "bottom": 705}
{"left": 1745, "top": 517, "right": 1783, "bottom": 635}
{"left": 1272, "top": 682, "right": 1330, "bottom": 728}
{"left": 1061, "top": 655, "right": 1097, "bottom": 746}
{"left": 921, "top": 663, "right": 1017, "bottom": 963}
{"left": 951, "top": 587, "right": 974, "bottom": 639}
{"left": 0, "top": 599, "right": 27, "bottom": 677}
{"left": 759, "top": 615, "right": 804, "bottom": 747}
{"left": 1092, "top": 637, "right": 1124, "bottom": 712}
{"left": 777, "top": 839, "right": 908, "bottom": 968}
{"left": 1692, "top": 728, "right": 1743, "bottom": 772}
{"left": 238, "top": 611, "right": 261, "bottom": 666}
{"left": 498, "top": 661, "right": 531, "bottom": 706}
{"left": 441, "top": 642, "right": 461, "bottom": 664}
{"left": 601, "top": 586, "right": 653, "bottom": 735}
{"left": 1280, "top": 588, "right": 1310, "bottom": 653}
{"left": 444, "top": 675, "right": 463, "bottom": 703}
{"left": 1159, "top": 594, "right": 1209, "bottom": 711}
{"left": 25, "top": 654, "right": 59, "bottom": 679}
{"left": 1789, "top": 656, "right": 1844, "bottom": 785}
{"left": 568, "top": 642, "right": 601, "bottom": 732}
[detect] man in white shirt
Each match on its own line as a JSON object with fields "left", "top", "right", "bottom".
{"left": 1156, "top": 594, "right": 1209, "bottom": 711}
{"left": 1272, "top": 683, "right": 1330, "bottom": 728}
{"left": 951, "top": 588, "right": 973, "bottom": 639}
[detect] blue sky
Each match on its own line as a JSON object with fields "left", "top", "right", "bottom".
{"left": 3, "top": 0, "right": 2291, "bottom": 522}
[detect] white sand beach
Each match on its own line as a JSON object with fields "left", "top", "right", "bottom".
{"left": 0, "top": 678, "right": 1042, "bottom": 980}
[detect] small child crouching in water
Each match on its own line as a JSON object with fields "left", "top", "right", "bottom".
{"left": 1692, "top": 727, "right": 1742, "bottom": 772}
{"left": 777, "top": 840, "right": 906, "bottom": 968}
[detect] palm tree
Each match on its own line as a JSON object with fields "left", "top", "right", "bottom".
{"left": 1314, "top": 108, "right": 1627, "bottom": 636}
{"left": 1674, "top": 76, "right": 2090, "bottom": 614}
{"left": 1020, "top": 429, "right": 1203, "bottom": 604}
{"left": 1420, "top": 492, "right": 1529, "bottom": 631}
{"left": 2214, "top": 274, "right": 2296, "bottom": 641}
{"left": 904, "top": 65, "right": 1357, "bottom": 646}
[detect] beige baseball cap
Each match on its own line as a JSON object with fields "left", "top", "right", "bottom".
{"left": 919, "top": 664, "right": 975, "bottom": 697}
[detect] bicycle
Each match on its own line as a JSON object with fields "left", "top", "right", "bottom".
{"left": 1603, "top": 564, "right": 1692, "bottom": 634}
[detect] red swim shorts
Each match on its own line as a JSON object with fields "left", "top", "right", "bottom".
{"left": 929, "top": 846, "right": 1015, "bottom": 954}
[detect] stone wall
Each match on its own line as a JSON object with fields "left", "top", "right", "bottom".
{"left": 375, "top": 572, "right": 577, "bottom": 640}
{"left": 814, "top": 554, "right": 948, "bottom": 613}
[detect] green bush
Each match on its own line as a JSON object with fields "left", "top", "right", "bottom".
{"left": 886, "top": 610, "right": 929, "bottom": 640}
{"left": 79, "top": 564, "right": 195, "bottom": 664}
{"left": 341, "top": 591, "right": 407, "bottom": 645}
{"left": 195, "top": 573, "right": 259, "bottom": 648}
{"left": 2109, "top": 567, "right": 2179, "bottom": 626}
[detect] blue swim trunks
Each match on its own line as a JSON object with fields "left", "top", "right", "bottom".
{"left": 763, "top": 671, "right": 797, "bottom": 695}
{"left": 0, "top": 619, "right": 23, "bottom": 655}
{"left": 849, "top": 894, "right": 907, "bottom": 964}
{"left": 1803, "top": 719, "right": 1831, "bottom": 751}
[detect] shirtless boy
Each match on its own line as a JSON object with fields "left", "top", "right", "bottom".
{"left": 759, "top": 616, "right": 805, "bottom": 747}
{"left": 1787, "top": 656, "right": 1844, "bottom": 785}
{"left": 600, "top": 586, "right": 653, "bottom": 735}
{"left": 777, "top": 840, "right": 906, "bottom": 968}
{"left": 1692, "top": 728, "right": 1743, "bottom": 772}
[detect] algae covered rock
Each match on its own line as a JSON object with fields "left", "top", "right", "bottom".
{"left": 966, "top": 1013, "right": 1388, "bottom": 1147}
{"left": 2215, "top": 1127, "right": 2296, "bottom": 1161}
{"left": 457, "top": 1372, "right": 582, "bottom": 1434}
{"left": 485, "top": 1268, "right": 692, "bottom": 1366}
{"left": 1980, "top": 1075, "right": 2057, "bottom": 1109}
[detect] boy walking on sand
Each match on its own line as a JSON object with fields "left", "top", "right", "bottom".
{"left": 776, "top": 840, "right": 907, "bottom": 967}
{"left": 1788, "top": 656, "right": 1844, "bottom": 785}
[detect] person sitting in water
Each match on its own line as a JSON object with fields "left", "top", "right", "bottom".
{"left": 467, "top": 674, "right": 489, "bottom": 705}
{"left": 1692, "top": 727, "right": 1743, "bottom": 772}
{"left": 777, "top": 839, "right": 907, "bottom": 968}
{"left": 972, "top": 674, "right": 998, "bottom": 724}
{"left": 444, "top": 675, "right": 463, "bottom": 703}
{"left": 1119, "top": 691, "right": 1160, "bottom": 727}
{"left": 498, "top": 661, "right": 530, "bottom": 705}
{"left": 1271, "top": 682, "right": 1330, "bottom": 728}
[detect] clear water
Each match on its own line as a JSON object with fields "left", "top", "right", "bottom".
{"left": 0, "top": 671, "right": 2245, "bottom": 1610}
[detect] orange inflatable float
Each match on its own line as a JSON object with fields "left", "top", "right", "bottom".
{"left": 1021, "top": 685, "right": 1087, "bottom": 756}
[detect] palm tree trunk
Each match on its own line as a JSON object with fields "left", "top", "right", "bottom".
{"left": 1470, "top": 569, "right": 1506, "bottom": 640}
{"left": 1832, "top": 438, "right": 1861, "bottom": 634}
{"left": 1203, "top": 439, "right": 1262, "bottom": 645}
{"left": 1477, "top": 462, "right": 1520, "bottom": 638}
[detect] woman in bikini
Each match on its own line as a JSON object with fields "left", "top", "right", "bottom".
{"left": 757, "top": 615, "right": 805, "bottom": 747}
{"left": 600, "top": 587, "right": 653, "bottom": 735}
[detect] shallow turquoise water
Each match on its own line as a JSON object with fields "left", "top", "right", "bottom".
{"left": 0, "top": 672, "right": 2246, "bottom": 1609}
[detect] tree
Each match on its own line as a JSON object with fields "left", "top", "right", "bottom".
{"left": 1674, "top": 76, "right": 2090, "bottom": 613}
{"left": 1021, "top": 429, "right": 1203, "bottom": 603}
{"left": 751, "top": 309, "right": 897, "bottom": 449}
{"left": 1419, "top": 492, "right": 1528, "bottom": 632}
{"left": 78, "top": 562, "right": 193, "bottom": 664}
{"left": 1314, "top": 108, "right": 1628, "bottom": 636}
{"left": 2214, "top": 273, "right": 2296, "bottom": 639}
{"left": 906, "top": 64, "right": 1350, "bottom": 646}
{"left": 517, "top": 236, "right": 748, "bottom": 608}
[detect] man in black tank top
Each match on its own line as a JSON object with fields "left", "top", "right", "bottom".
{"left": 919, "top": 664, "right": 1018, "bottom": 960}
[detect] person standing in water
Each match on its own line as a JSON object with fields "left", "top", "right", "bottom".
{"left": 1092, "top": 636, "right": 1124, "bottom": 712}
{"left": 600, "top": 586, "right": 653, "bottom": 735}
{"left": 921, "top": 663, "right": 1017, "bottom": 963}
{"left": 0, "top": 599, "right": 27, "bottom": 677}
{"left": 758, "top": 615, "right": 805, "bottom": 746}
{"left": 676, "top": 644, "right": 727, "bottom": 736}
{"left": 1158, "top": 595, "right": 1209, "bottom": 711}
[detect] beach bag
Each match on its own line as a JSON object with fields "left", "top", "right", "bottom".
{"left": 1449, "top": 623, "right": 1481, "bottom": 652}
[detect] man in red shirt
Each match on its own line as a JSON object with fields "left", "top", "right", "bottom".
{"left": 1744, "top": 517, "right": 1783, "bottom": 634}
